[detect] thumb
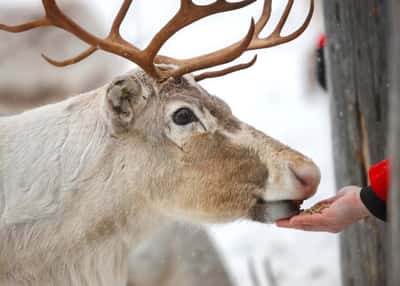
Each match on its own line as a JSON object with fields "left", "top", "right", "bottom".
{"left": 314, "top": 192, "right": 346, "bottom": 205}
{"left": 276, "top": 219, "right": 291, "bottom": 227}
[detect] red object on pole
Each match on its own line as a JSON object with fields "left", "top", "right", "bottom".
{"left": 317, "top": 33, "right": 326, "bottom": 49}
{"left": 369, "top": 159, "right": 390, "bottom": 201}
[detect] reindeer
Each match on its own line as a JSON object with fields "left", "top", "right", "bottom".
{"left": 0, "top": 1, "right": 319, "bottom": 285}
{"left": 127, "top": 221, "right": 235, "bottom": 286}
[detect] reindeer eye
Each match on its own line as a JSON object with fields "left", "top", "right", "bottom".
{"left": 173, "top": 108, "right": 198, "bottom": 125}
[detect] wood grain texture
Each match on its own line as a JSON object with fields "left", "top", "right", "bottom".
{"left": 388, "top": 0, "right": 400, "bottom": 284}
{"left": 323, "top": 1, "right": 389, "bottom": 285}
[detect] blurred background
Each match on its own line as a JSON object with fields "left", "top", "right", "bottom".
{"left": 0, "top": 1, "right": 339, "bottom": 285}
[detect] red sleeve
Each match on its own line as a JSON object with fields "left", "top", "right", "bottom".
{"left": 368, "top": 159, "right": 390, "bottom": 202}
{"left": 317, "top": 33, "right": 326, "bottom": 49}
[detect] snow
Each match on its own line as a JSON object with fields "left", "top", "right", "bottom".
{"left": 1, "top": 1, "right": 341, "bottom": 285}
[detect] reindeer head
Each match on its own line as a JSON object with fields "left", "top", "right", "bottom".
{"left": 100, "top": 69, "right": 319, "bottom": 223}
{"left": 0, "top": 0, "right": 318, "bottom": 223}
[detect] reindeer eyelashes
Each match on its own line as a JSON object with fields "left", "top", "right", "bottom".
{"left": 172, "top": 108, "right": 198, "bottom": 126}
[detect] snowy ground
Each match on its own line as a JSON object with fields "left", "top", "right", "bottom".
{"left": 1, "top": 1, "right": 341, "bottom": 285}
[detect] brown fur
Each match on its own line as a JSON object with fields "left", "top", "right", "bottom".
{"left": 179, "top": 132, "right": 268, "bottom": 220}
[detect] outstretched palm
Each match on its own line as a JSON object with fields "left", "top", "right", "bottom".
{"left": 276, "top": 186, "right": 370, "bottom": 233}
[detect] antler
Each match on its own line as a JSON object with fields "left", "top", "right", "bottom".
{"left": 163, "top": 0, "right": 315, "bottom": 80}
{"left": 0, "top": 0, "right": 314, "bottom": 82}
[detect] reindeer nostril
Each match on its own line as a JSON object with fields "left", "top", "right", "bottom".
{"left": 290, "top": 167, "right": 308, "bottom": 187}
{"left": 289, "top": 162, "right": 321, "bottom": 192}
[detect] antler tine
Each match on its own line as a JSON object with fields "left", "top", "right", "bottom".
{"left": 0, "top": 18, "right": 50, "bottom": 32}
{"left": 110, "top": 0, "right": 133, "bottom": 41}
{"left": 271, "top": 0, "right": 295, "bottom": 37}
{"left": 144, "top": 0, "right": 256, "bottom": 60}
{"left": 249, "top": 0, "right": 314, "bottom": 49}
{"left": 162, "top": 18, "right": 256, "bottom": 79}
{"left": 194, "top": 55, "right": 257, "bottom": 81}
{"left": 42, "top": 0, "right": 136, "bottom": 67}
{"left": 0, "top": 0, "right": 107, "bottom": 67}
{"left": 254, "top": 0, "right": 272, "bottom": 36}
{"left": 42, "top": 46, "right": 97, "bottom": 67}
{"left": 41, "top": 0, "right": 102, "bottom": 46}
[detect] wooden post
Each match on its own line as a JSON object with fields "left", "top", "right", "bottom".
{"left": 323, "top": 1, "right": 389, "bottom": 285}
{"left": 388, "top": 1, "right": 400, "bottom": 284}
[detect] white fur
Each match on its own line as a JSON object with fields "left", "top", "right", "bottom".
{"left": 0, "top": 88, "right": 158, "bottom": 286}
{"left": 0, "top": 71, "right": 320, "bottom": 286}
{"left": 222, "top": 123, "right": 319, "bottom": 202}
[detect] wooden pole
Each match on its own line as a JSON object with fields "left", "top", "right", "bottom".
{"left": 388, "top": 1, "right": 400, "bottom": 284}
{"left": 323, "top": 1, "right": 389, "bottom": 285}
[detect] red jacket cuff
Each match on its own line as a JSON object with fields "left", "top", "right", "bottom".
{"left": 369, "top": 159, "right": 390, "bottom": 202}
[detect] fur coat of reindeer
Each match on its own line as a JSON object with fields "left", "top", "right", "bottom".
{"left": 0, "top": 1, "right": 319, "bottom": 285}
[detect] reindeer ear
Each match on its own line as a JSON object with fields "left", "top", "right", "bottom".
{"left": 104, "top": 75, "right": 147, "bottom": 133}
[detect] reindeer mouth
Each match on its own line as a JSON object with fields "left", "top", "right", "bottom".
{"left": 249, "top": 198, "right": 303, "bottom": 223}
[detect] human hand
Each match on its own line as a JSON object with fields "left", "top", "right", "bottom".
{"left": 276, "top": 186, "right": 371, "bottom": 233}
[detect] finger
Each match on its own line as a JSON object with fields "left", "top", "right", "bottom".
{"left": 290, "top": 213, "right": 330, "bottom": 226}
{"left": 316, "top": 190, "right": 350, "bottom": 204}
{"left": 315, "top": 197, "right": 335, "bottom": 204}
{"left": 277, "top": 214, "right": 328, "bottom": 229}
{"left": 290, "top": 223, "right": 337, "bottom": 232}
{"left": 276, "top": 219, "right": 291, "bottom": 227}
{"left": 316, "top": 195, "right": 345, "bottom": 205}
{"left": 276, "top": 219, "right": 335, "bottom": 232}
